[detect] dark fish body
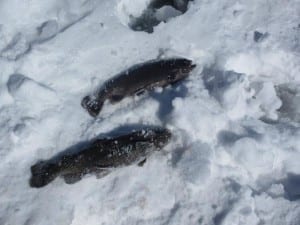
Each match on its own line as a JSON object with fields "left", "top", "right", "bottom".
{"left": 30, "top": 127, "right": 171, "bottom": 188}
{"left": 82, "top": 58, "right": 196, "bottom": 117}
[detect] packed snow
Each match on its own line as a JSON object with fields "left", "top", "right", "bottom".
{"left": 0, "top": 0, "right": 300, "bottom": 224}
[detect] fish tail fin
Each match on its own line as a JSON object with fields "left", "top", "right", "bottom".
{"left": 29, "top": 160, "right": 59, "bottom": 188}
{"left": 81, "top": 95, "right": 104, "bottom": 117}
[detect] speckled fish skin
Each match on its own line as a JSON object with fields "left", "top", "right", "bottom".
{"left": 81, "top": 58, "right": 196, "bottom": 117}
{"left": 29, "top": 127, "right": 172, "bottom": 188}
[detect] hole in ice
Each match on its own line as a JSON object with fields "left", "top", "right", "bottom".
{"left": 117, "top": 0, "right": 193, "bottom": 33}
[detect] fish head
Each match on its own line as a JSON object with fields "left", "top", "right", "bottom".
{"left": 81, "top": 95, "right": 104, "bottom": 117}
{"left": 29, "top": 160, "right": 60, "bottom": 188}
{"left": 169, "top": 58, "right": 196, "bottom": 82}
{"left": 144, "top": 128, "right": 172, "bottom": 149}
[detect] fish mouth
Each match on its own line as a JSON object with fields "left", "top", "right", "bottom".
{"left": 190, "top": 63, "right": 197, "bottom": 69}
{"left": 152, "top": 128, "right": 172, "bottom": 148}
{"left": 181, "top": 63, "right": 196, "bottom": 74}
{"left": 186, "top": 63, "right": 196, "bottom": 73}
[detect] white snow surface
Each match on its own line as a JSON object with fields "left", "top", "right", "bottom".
{"left": 1, "top": 0, "right": 300, "bottom": 224}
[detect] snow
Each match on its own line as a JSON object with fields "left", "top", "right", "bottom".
{"left": 1, "top": 0, "right": 300, "bottom": 224}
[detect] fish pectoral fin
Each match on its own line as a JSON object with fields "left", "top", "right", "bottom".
{"left": 62, "top": 167, "right": 111, "bottom": 183}
{"left": 94, "top": 168, "right": 111, "bottom": 179}
{"left": 110, "top": 94, "right": 124, "bottom": 103}
{"left": 62, "top": 173, "right": 83, "bottom": 184}
{"left": 138, "top": 158, "right": 147, "bottom": 167}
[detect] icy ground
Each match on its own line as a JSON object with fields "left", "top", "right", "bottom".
{"left": 1, "top": 0, "right": 300, "bottom": 224}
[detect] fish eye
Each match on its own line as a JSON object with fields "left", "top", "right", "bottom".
{"left": 167, "top": 74, "right": 176, "bottom": 81}
{"left": 182, "top": 68, "right": 189, "bottom": 73}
